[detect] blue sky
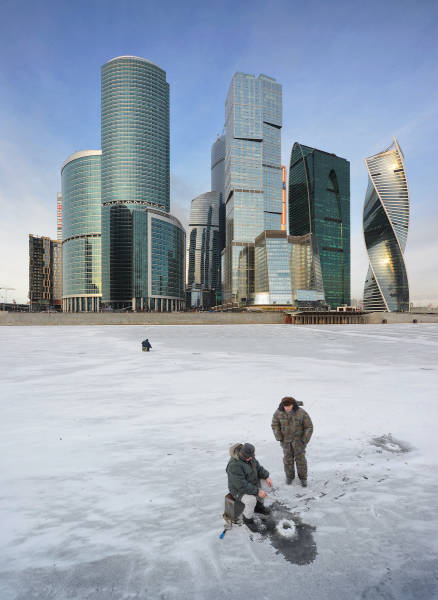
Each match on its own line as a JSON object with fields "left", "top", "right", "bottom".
{"left": 0, "top": 0, "right": 437, "bottom": 304}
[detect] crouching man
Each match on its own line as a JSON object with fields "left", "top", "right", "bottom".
{"left": 226, "top": 442, "right": 273, "bottom": 532}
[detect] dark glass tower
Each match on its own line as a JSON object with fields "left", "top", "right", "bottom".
{"left": 289, "top": 143, "right": 350, "bottom": 308}
{"left": 101, "top": 56, "right": 184, "bottom": 311}
{"left": 186, "top": 191, "right": 221, "bottom": 308}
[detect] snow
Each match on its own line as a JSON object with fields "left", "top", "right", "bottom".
{"left": 1, "top": 324, "right": 438, "bottom": 599}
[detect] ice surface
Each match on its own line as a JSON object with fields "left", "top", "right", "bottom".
{"left": 1, "top": 324, "right": 438, "bottom": 599}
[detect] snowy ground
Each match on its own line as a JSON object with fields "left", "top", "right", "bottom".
{"left": 1, "top": 324, "right": 438, "bottom": 600}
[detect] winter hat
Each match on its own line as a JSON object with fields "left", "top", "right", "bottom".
{"left": 240, "top": 443, "right": 255, "bottom": 458}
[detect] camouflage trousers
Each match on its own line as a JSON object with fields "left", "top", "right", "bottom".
{"left": 282, "top": 441, "right": 308, "bottom": 480}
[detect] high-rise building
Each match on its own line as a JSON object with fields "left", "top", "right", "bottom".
{"left": 363, "top": 138, "right": 409, "bottom": 312}
{"left": 281, "top": 166, "right": 287, "bottom": 231}
{"left": 57, "top": 193, "right": 62, "bottom": 241}
{"left": 254, "top": 231, "right": 325, "bottom": 307}
{"left": 222, "top": 72, "right": 282, "bottom": 303}
{"left": 29, "top": 235, "right": 62, "bottom": 311}
{"left": 61, "top": 150, "right": 102, "bottom": 312}
{"left": 101, "top": 55, "right": 185, "bottom": 311}
{"left": 289, "top": 143, "right": 350, "bottom": 308}
{"left": 186, "top": 192, "right": 221, "bottom": 308}
{"left": 211, "top": 134, "right": 226, "bottom": 254}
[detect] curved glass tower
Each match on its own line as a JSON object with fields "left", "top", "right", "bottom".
{"left": 186, "top": 192, "right": 220, "bottom": 308}
{"left": 363, "top": 138, "right": 409, "bottom": 312}
{"left": 101, "top": 56, "right": 184, "bottom": 310}
{"left": 61, "top": 150, "right": 102, "bottom": 312}
{"left": 289, "top": 142, "right": 350, "bottom": 308}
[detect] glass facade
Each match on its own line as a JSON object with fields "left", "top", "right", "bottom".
{"left": 289, "top": 142, "right": 350, "bottom": 308}
{"left": 363, "top": 138, "right": 409, "bottom": 312}
{"left": 100, "top": 56, "right": 184, "bottom": 310}
{"left": 61, "top": 151, "right": 102, "bottom": 312}
{"left": 211, "top": 135, "right": 226, "bottom": 265}
{"left": 186, "top": 192, "right": 221, "bottom": 308}
{"left": 150, "top": 213, "right": 185, "bottom": 306}
{"left": 223, "top": 72, "right": 282, "bottom": 302}
{"left": 254, "top": 231, "right": 324, "bottom": 306}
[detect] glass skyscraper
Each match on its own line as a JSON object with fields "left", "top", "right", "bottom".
{"left": 61, "top": 150, "right": 102, "bottom": 312}
{"left": 254, "top": 231, "right": 325, "bottom": 307}
{"left": 211, "top": 134, "right": 226, "bottom": 255}
{"left": 363, "top": 138, "right": 409, "bottom": 312}
{"left": 289, "top": 143, "right": 350, "bottom": 308}
{"left": 101, "top": 55, "right": 185, "bottom": 311}
{"left": 222, "top": 72, "right": 282, "bottom": 303}
{"left": 186, "top": 192, "right": 221, "bottom": 308}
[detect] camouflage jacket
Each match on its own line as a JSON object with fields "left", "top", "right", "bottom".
{"left": 226, "top": 443, "right": 269, "bottom": 500}
{"left": 271, "top": 404, "right": 313, "bottom": 445}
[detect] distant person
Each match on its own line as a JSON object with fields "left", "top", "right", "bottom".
{"left": 141, "top": 339, "right": 152, "bottom": 352}
{"left": 271, "top": 397, "right": 313, "bottom": 487}
{"left": 226, "top": 442, "right": 273, "bottom": 532}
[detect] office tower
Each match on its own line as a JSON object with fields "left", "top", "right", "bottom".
{"left": 61, "top": 150, "right": 102, "bottom": 312}
{"left": 281, "top": 166, "right": 287, "bottom": 231}
{"left": 289, "top": 142, "right": 350, "bottom": 308}
{"left": 254, "top": 231, "right": 325, "bottom": 307}
{"left": 101, "top": 56, "right": 185, "bottom": 311}
{"left": 222, "top": 72, "right": 282, "bottom": 303}
{"left": 28, "top": 235, "right": 62, "bottom": 311}
{"left": 363, "top": 138, "right": 409, "bottom": 312}
{"left": 211, "top": 134, "right": 226, "bottom": 254}
{"left": 186, "top": 192, "right": 221, "bottom": 308}
{"left": 57, "top": 193, "right": 62, "bottom": 241}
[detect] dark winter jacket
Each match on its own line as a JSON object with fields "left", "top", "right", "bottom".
{"left": 271, "top": 403, "right": 313, "bottom": 446}
{"left": 226, "top": 443, "right": 269, "bottom": 501}
{"left": 142, "top": 339, "right": 152, "bottom": 349}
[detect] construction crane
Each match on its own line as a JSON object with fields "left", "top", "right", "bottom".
{"left": 0, "top": 286, "right": 16, "bottom": 304}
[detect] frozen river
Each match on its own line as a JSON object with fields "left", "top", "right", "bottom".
{"left": 1, "top": 324, "right": 438, "bottom": 599}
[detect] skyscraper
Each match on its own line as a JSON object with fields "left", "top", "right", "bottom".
{"left": 101, "top": 55, "right": 185, "bottom": 311}
{"left": 61, "top": 150, "right": 102, "bottom": 312}
{"left": 289, "top": 143, "right": 350, "bottom": 308}
{"left": 222, "top": 72, "right": 282, "bottom": 303}
{"left": 186, "top": 191, "right": 221, "bottom": 308}
{"left": 254, "top": 231, "right": 325, "bottom": 307}
{"left": 211, "top": 134, "right": 226, "bottom": 254}
{"left": 57, "top": 193, "right": 62, "bottom": 242}
{"left": 363, "top": 138, "right": 409, "bottom": 312}
{"left": 29, "top": 235, "right": 62, "bottom": 311}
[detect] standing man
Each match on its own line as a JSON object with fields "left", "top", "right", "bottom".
{"left": 226, "top": 442, "right": 273, "bottom": 532}
{"left": 271, "top": 397, "right": 313, "bottom": 487}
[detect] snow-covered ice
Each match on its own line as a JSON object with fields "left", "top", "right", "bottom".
{"left": 1, "top": 324, "right": 438, "bottom": 599}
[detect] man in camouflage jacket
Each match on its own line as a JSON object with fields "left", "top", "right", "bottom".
{"left": 271, "top": 396, "right": 313, "bottom": 486}
{"left": 226, "top": 442, "right": 273, "bottom": 531}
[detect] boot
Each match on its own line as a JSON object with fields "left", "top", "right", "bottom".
{"left": 254, "top": 502, "right": 270, "bottom": 515}
{"left": 300, "top": 479, "right": 308, "bottom": 488}
{"left": 243, "top": 516, "right": 259, "bottom": 532}
{"left": 285, "top": 477, "right": 294, "bottom": 485}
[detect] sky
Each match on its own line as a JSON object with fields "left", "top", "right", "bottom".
{"left": 0, "top": 0, "right": 437, "bottom": 305}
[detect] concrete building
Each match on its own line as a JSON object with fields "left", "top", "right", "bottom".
{"left": 29, "top": 235, "right": 62, "bottom": 311}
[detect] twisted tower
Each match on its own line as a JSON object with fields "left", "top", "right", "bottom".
{"left": 363, "top": 138, "right": 409, "bottom": 312}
